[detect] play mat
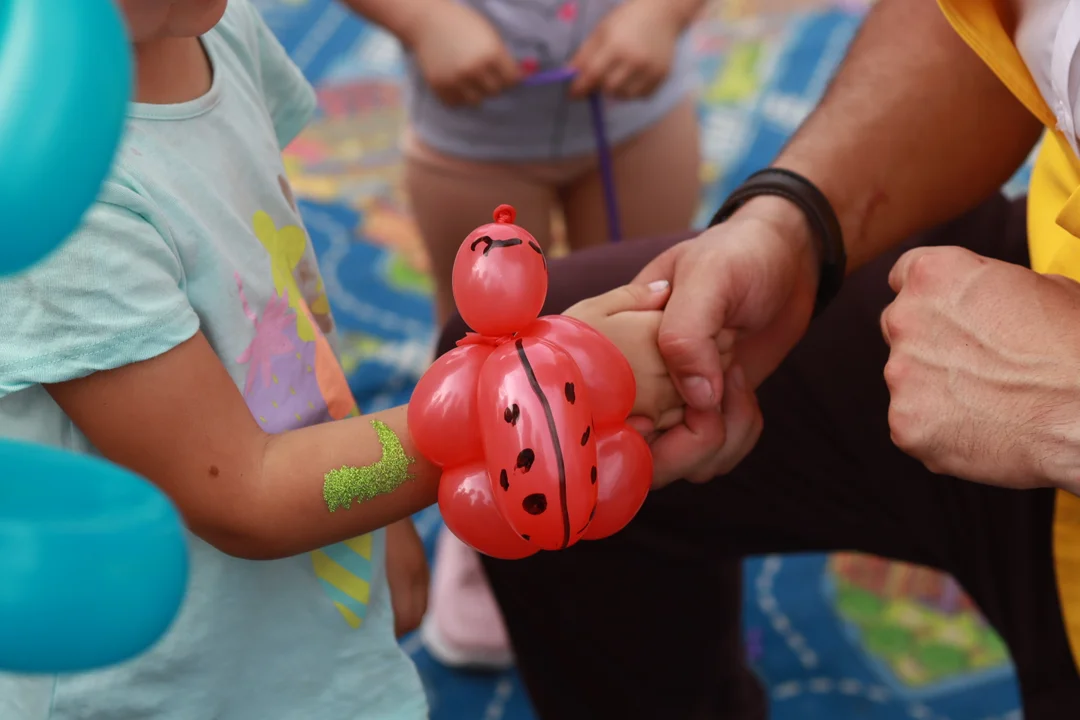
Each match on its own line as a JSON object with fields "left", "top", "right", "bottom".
{"left": 253, "top": 1, "right": 1030, "bottom": 717}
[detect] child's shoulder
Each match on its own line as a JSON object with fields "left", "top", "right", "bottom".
{"left": 206, "top": 0, "right": 316, "bottom": 149}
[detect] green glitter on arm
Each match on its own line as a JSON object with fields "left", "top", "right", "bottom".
{"left": 323, "top": 419, "right": 417, "bottom": 512}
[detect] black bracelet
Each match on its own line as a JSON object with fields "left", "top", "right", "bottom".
{"left": 708, "top": 168, "right": 846, "bottom": 317}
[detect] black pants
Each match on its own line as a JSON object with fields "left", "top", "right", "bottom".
{"left": 437, "top": 195, "right": 1080, "bottom": 719}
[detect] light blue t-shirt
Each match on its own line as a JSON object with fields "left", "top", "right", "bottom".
{"left": 0, "top": 2, "right": 426, "bottom": 718}
{"left": 406, "top": 0, "right": 697, "bottom": 160}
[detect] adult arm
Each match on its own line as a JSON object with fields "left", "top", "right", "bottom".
{"left": 763, "top": 0, "right": 1043, "bottom": 271}
{"left": 637, "top": 0, "right": 1045, "bottom": 482}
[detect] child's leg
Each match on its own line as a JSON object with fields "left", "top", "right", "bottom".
{"left": 421, "top": 530, "right": 515, "bottom": 670}
{"left": 561, "top": 96, "right": 701, "bottom": 248}
{"left": 402, "top": 131, "right": 558, "bottom": 326}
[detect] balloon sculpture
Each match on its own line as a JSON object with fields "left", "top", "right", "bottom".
{"left": 408, "top": 205, "right": 652, "bottom": 558}
{"left": 0, "top": 0, "right": 188, "bottom": 673}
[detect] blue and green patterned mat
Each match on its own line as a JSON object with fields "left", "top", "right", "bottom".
{"left": 255, "top": 1, "right": 1027, "bottom": 717}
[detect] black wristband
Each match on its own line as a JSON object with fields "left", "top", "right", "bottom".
{"left": 708, "top": 168, "right": 846, "bottom": 317}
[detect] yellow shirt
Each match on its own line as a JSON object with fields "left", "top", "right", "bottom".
{"left": 938, "top": 0, "right": 1080, "bottom": 671}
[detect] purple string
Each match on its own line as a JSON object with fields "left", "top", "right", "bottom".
{"left": 587, "top": 91, "right": 621, "bottom": 243}
{"left": 520, "top": 68, "right": 621, "bottom": 243}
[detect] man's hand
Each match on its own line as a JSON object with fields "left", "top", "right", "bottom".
{"left": 882, "top": 246, "right": 1080, "bottom": 491}
{"left": 633, "top": 196, "right": 818, "bottom": 483}
{"left": 385, "top": 518, "right": 430, "bottom": 638}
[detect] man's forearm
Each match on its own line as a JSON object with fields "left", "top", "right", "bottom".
{"left": 751, "top": 0, "right": 1044, "bottom": 272}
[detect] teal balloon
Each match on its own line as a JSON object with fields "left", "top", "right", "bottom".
{"left": 0, "top": 0, "right": 132, "bottom": 276}
{"left": 0, "top": 440, "right": 189, "bottom": 673}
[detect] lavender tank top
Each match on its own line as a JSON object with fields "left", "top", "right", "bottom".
{"left": 405, "top": 0, "right": 696, "bottom": 161}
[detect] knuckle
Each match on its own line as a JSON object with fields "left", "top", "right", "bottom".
{"left": 882, "top": 356, "right": 907, "bottom": 390}
{"left": 887, "top": 404, "right": 918, "bottom": 454}
{"left": 907, "top": 251, "right": 942, "bottom": 289}
{"left": 881, "top": 303, "right": 912, "bottom": 343}
{"left": 656, "top": 329, "right": 697, "bottom": 359}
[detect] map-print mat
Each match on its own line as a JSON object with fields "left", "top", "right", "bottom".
{"left": 256, "top": 1, "right": 1030, "bottom": 716}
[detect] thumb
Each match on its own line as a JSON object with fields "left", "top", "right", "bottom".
{"left": 657, "top": 269, "right": 731, "bottom": 411}
{"left": 578, "top": 280, "right": 672, "bottom": 316}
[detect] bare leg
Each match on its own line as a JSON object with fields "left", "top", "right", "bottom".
{"left": 561, "top": 96, "right": 702, "bottom": 249}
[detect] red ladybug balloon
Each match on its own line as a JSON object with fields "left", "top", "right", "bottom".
{"left": 410, "top": 205, "right": 652, "bottom": 557}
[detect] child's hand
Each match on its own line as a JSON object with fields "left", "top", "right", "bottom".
{"left": 385, "top": 518, "right": 430, "bottom": 638}
{"left": 568, "top": 0, "right": 683, "bottom": 99}
{"left": 410, "top": 2, "right": 521, "bottom": 107}
{"left": 563, "top": 281, "right": 684, "bottom": 430}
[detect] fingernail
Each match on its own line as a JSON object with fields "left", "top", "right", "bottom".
{"left": 648, "top": 280, "right": 670, "bottom": 293}
{"left": 729, "top": 366, "right": 746, "bottom": 392}
{"left": 682, "top": 376, "right": 714, "bottom": 408}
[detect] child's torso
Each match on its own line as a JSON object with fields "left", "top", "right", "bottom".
{"left": 406, "top": 0, "right": 696, "bottom": 161}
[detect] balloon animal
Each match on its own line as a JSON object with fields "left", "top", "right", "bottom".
{"left": 408, "top": 205, "right": 653, "bottom": 558}
{"left": 0, "top": 0, "right": 188, "bottom": 674}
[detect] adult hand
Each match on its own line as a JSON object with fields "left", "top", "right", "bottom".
{"left": 882, "top": 246, "right": 1080, "bottom": 491}
{"left": 410, "top": 2, "right": 521, "bottom": 107}
{"left": 568, "top": 0, "right": 682, "bottom": 99}
{"left": 635, "top": 196, "right": 820, "bottom": 483}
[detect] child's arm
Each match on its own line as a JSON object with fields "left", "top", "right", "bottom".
{"left": 47, "top": 284, "right": 678, "bottom": 562}
{"left": 47, "top": 331, "right": 440, "bottom": 561}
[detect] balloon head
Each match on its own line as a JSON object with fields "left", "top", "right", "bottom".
{"left": 452, "top": 205, "right": 548, "bottom": 336}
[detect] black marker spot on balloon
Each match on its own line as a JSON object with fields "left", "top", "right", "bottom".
{"left": 521, "top": 534, "right": 531, "bottom": 541}
{"left": 499, "top": 469, "right": 509, "bottom": 492}
{"left": 581, "top": 426, "right": 591, "bottom": 446}
{"left": 523, "top": 493, "right": 548, "bottom": 515}
{"left": 590, "top": 466, "right": 597, "bottom": 485}
{"left": 528, "top": 240, "right": 547, "bottom": 270}
{"left": 564, "top": 382, "right": 576, "bottom": 404}
{"left": 516, "top": 448, "right": 535, "bottom": 473}
{"left": 503, "top": 404, "right": 520, "bottom": 426}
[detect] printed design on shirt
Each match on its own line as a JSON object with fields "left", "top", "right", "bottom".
{"left": 253, "top": 208, "right": 334, "bottom": 341}
{"left": 236, "top": 207, "right": 374, "bottom": 630}
{"left": 278, "top": 174, "right": 335, "bottom": 336}
{"left": 234, "top": 274, "right": 335, "bottom": 430}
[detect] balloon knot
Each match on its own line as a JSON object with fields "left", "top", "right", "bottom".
{"left": 493, "top": 204, "right": 516, "bottom": 224}
{"left": 455, "top": 332, "right": 518, "bottom": 348}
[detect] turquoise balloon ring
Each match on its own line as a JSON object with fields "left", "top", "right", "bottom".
{"left": 0, "top": 440, "right": 189, "bottom": 673}
{"left": 0, "top": 0, "right": 132, "bottom": 276}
